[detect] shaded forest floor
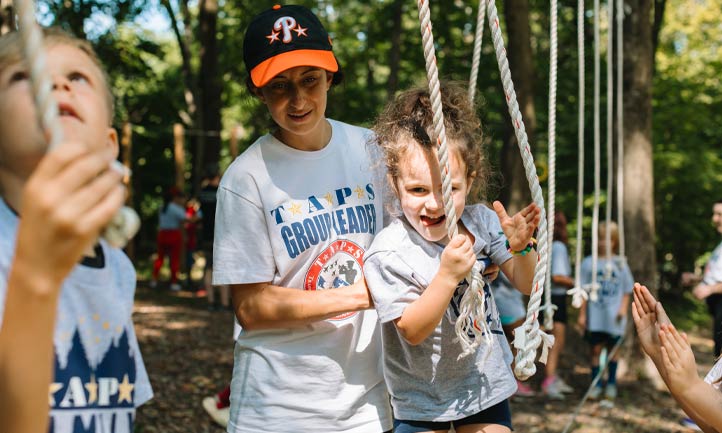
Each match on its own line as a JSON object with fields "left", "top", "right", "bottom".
{"left": 132, "top": 281, "right": 711, "bottom": 433}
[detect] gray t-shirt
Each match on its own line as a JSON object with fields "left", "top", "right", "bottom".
{"left": 580, "top": 255, "right": 634, "bottom": 336}
{"left": 551, "top": 241, "right": 572, "bottom": 296}
{"left": 364, "top": 204, "right": 516, "bottom": 422}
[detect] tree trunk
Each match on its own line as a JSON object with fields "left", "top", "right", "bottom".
{"left": 0, "top": 0, "right": 13, "bottom": 35}
{"left": 385, "top": 0, "right": 403, "bottom": 101}
{"left": 500, "top": 0, "right": 535, "bottom": 212}
{"left": 624, "top": 0, "right": 656, "bottom": 293}
{"left": 197, "top": 0, "right": 221, "bottom": 195}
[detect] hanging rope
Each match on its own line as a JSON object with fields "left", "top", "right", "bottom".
{"left": 13, "top": 0, "right": 140, "bottom": 248}
{"left": 416, "top": 0, "right": 494, "bottom": 360}
{"left": 568, "top": 0, "right": 588, "bottom": 309}
{"left": 589, "top": 0, "right": 601, "bottom": 302}
{"left": 485, "top": 0, "right": 552, "bottom": 380}
{"left": 616, "top": 0, "right": 625, "bottom": 258}
{"left": 604, "top": 0, "right": 614, "bottom": 270}
{"left": 542, "top": 0, "right": 558, "bottom": 331}
{"left": 468, "top": 0, "right": 486, "bottom": 103}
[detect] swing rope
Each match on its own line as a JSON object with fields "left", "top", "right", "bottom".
{"left": 604, "top": 0, "right": 614, "bottom": 267}
{"left": 13, "top": 0, "right": 140, "bottom": 248}
{"left": 487, "top": 0, "right": 553, "bottom": 378}
{"left": 616, "top": 0, "right": 625, "bottom": 258}
{"left": 568, "top": 0, "right": 588, "bottom": 309}
{"left": 416, "top": 0, "right": 494, "bottom": 360}
{"left": 467, "top": 0, "right": 486, "bottom": 103}
{"left": 542, "top": 0, "right": 559, "bottom": 331}
{"left": 589, "top": 0, "right": 602, "bottom": 302}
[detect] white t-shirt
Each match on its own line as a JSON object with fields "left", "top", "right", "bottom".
{"left": 703, "top": 241, "right": 722, "bottom": 286}
{"left": 580, "top": 255, "right": 634, "bottom": 336}
{"left": 0, "top": 200, "right": 152, "bottom": 433}
{"left": 364, "top": 204, "right": 516, "bottom": 422}
{"left": 551, "top": 241, "right": 572, "bottom": 296}
{"left": 704, "top": 356, "right": 722, "bottom": 390}
{"left": 213, "top": 120, "right": 392, "bottom": 433}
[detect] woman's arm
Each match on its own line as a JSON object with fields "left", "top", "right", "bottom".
{"left": 232, "top": 280, "right": 373, "bottom": 330}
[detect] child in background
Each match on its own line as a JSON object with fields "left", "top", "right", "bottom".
{"left": 0, "top": 28, "right": 152, "bottom": 433}
{"left": 577, "top": 221, "right": 633, "bottom": 402}
{"left": 490, "top": 271, "right": 535, "bottom": 398}
{"left": 152, "top": 187, "right": 196, "bottom": 291}
{"left": 633, "top": 283, "right": 722, "bottom": 433}
{"left": 542, "top": 211, "right": 575, "bottom": 399}
{"left": 364, "top": 82, "right": 541, "bottom": 433}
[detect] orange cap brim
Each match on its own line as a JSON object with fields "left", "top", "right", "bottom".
{"left": 250, "top": 49, "right": 338, "bottom": 88}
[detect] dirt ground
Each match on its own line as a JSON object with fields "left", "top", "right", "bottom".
{"left": 132, "top": 282, "right": 710, "bottom": 433}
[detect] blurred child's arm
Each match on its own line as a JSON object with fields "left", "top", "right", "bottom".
{"left": 493, "top": 201, "right": 541, "bottom": 295}
{"left": 0, "top": 142, "right": 124, "bottom": 433}
{"left": 660, "top": 324, "right": 722, "bottom": 433}
{"left": 617, "top": 293, "right": 631, "bottom": 321}
{"left": 394, "top": 234, "right": 475, "bottom": 345}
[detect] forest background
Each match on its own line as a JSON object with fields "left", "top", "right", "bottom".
{"left": 1, "top": 0, "right": 721, "bottom": 317}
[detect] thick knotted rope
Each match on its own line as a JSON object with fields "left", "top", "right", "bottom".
{"left": 467, "top": 0, "right": 486, "bottom": 104}
{"left": 417, "top": 0, "right": 494, "bottom": 361}
{"left": 13, "top": 0, "right": 140, "bottom": 248}
{"left": 542, "top": 0, "right": 558, "bottom": 331}
{"left": 484, "top": 0, "right": 552, "bottom": 379}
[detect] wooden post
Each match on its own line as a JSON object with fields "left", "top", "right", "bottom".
{"left": 121, "top": 122, "right": 135, "bottom": 261}
{"left": 173, "top": 123, "right": 187, "bottom": 284}
{"left": 229, "top": 124, "right": 242, "bottom": 159}
{"left": 173, "top": 123, "right": 186, "bottom": 190}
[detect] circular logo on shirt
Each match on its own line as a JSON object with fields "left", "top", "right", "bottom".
{"left": 304, "top": 239, "right": 364, "bottom": 321}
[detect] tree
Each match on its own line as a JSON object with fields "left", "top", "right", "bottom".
{"left": 500, "top": 0, "right": 536, "bottom": 212}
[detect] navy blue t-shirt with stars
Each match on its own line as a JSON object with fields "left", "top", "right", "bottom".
{"left": 0, "top": 199, "right": 153, "bottom": 433}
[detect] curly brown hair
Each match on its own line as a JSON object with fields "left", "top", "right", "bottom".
{"left": 372, "top": 81, "right": 490, "bottom": 203}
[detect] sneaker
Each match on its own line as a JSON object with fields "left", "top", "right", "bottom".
{"left": 542, "top": 377, "right": 565, "bottom": 400}
{"left": 515, "top": 380, "right": 536, "bottom": 397}
{"left": 556, "top": 377, "right": 574, "bottom": 394}
{"left": 588, "top": 385, "right": 603, "bottom": 400}
{"left": 604, "top": 383, "right": 617, "bottom": 400}
{"left": 680, "top": 417, "right": 702, "bottom": 431}
{"left": 202, "top": 396, "right": 230, "bottom": 428}
{"left": 170, "top": 283, "right": 182, "bottom": 292}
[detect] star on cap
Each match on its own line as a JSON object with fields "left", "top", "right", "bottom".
{"left": 293, "top": 26, "right": 308, "bottom": 37}
{"left": 266, "top": 30, "right": 280, "bottom": 44}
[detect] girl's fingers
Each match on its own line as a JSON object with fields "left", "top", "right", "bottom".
{"left": 492, "top": 201, "right": 510, "bottom": 222}
{"left": 660, "top": 346, "right": 673, "bottom": 370}
{"left": 631, "top": 301, "right": 641, "bottom": 323}
{"left": 52, "top": 151, "right": 120, "bottom": 197}
{"left": 655, "top": 302, "right": 672, "bottom": 325}
{"left": 29, "top": 140, "right": 92, "bottom": 182}
{"left": 59, "top": 166, "right": 124, "bottom": 219}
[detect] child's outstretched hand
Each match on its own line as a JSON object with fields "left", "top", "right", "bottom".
{"left": 439, "top": 233, "right": 476, "bottom": 284}
{"left": 659, "top": 323, "right": 700, "bottom": 397}
{"left": 492, "top": 201, "right": 541, "bottom": 251}
{"left": 631, "top": 283, "right": 672, "bottom": 366}
{"left": 14, "top": 140, "right": 126, "bottom": 288}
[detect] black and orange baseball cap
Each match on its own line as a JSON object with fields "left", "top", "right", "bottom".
{"left": 243, "top": 4, "right": 338, "bottom": 88}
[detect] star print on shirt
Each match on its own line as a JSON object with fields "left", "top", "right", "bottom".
{"left": 324, "top": 192, "right": 334, "bottom": 205}
{"left": 288, "top": 202, "right": 302, "bottom": 215}
{"left": 354, "top": 186, "right": 365, "bottom": 198}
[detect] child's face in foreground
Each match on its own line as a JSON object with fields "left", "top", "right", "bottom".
{"left": 395, "top": 139, "right": 472, "bottom": 243}
{"left": 0, "top": 43, "right": 117, "bottom": 180}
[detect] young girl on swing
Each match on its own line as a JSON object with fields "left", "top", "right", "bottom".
{"left": 363, "top": 82, "right": 541, "bottom": 433}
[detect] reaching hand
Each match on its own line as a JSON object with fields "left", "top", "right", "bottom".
{"left": 14, "top": 140, "right": 125, "bottom": 286}
{"left": 492, "top": 201, "right": 541, "bottom": 252}
{"left": 439, "top": 233, "right": 476, "bottom": 285}
{"left": 631, "top": 283, "right": 669, "bottom": 367}
{"left": 660, "top": 323, "right": 700, "bottom": 398}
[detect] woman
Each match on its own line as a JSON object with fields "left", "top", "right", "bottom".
{"left": 212, "top": 5, "right": 392, "bottom": 432}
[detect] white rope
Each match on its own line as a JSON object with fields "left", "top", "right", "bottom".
{"left": 543, "top": 0, "right": 558, "bottom": 331}
{"left": 485, "top": 0, "right": 552, "bottom": 380}
{"left": 616, "top": 0, "right": 625, "bottom": 258}
{"left": 13, "top": 0, "right": 140, "bottom": 248}
{"left": 468, "top": 0, "right": 486, "bottom": 103}
{"left": 604, "top": 0, "right": 614, "bottom": 273}
{"left": 569, "top": 0, "right": 588, "bottom": 309}
{"left": 590, "top": 0, "right": 601, "bottom": 302}
{"left": 416, "top": 0, "right": 494, "bottom": 360}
